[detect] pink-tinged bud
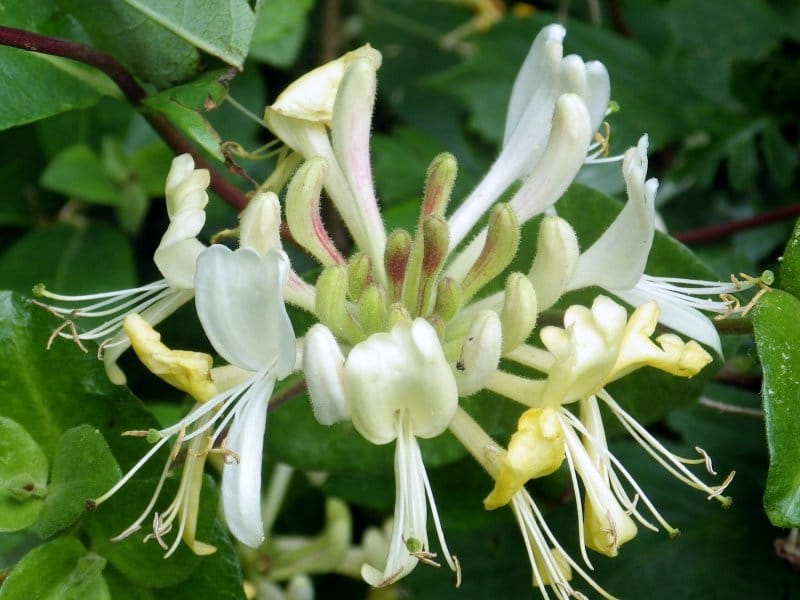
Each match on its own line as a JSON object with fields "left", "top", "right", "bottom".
{"left": 384, "top": 229, "right": 412, "bottom": 303}
{"left": 421, "top": 152, "right": 458, "bottom": 221}
{"left": 286, "top": 158, "right": 344, "bottom": 267}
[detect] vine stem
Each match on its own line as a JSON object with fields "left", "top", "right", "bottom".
{"left": 0, "top": 25, "right": 248, "bottom": 210}
{"left": 673, "top": 203, "right": 800, "bottom": 245}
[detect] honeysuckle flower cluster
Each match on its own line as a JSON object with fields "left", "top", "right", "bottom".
{"left": 35, "top": 23, "right": 773, "bottom": 598}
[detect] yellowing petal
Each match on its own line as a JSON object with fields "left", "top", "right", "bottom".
{"left": 484, "top": 408, "right": 564, "bottom": 510}
{"left": 123, "top": 313, "right": 216, "bottom": 402}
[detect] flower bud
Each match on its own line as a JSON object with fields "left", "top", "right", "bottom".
{"left": 358, "top": 284, "right": 387, "bottom": 336}
{"left": 501, "top": 273, "right": 538, "bottom": 353}
{"left": 315, "top": 266, "right": 363, "bottom": 344}
{"left": 421, "top": 152, "right": 457, "bottom": 220}
{"left": 433, "top": 277, "right": 463, "bottom": 322}
{"left": 239, "top": 191, "right": 281, "bottom": 256}
{"left": 460, "top": 203, "right": 519, "bottom": 301}
{"left": 347, "top": 252, "right": 373, "bottom": 302}
{"left": 286, "top": 157, "right": 343, "bottom": 266}
{"left": 304, "top": 324, "right": 350, "bottom": 426}
{"left": 384, "top": 229, "right": 412, "bottom": 303}
{"left": 528, "top": 216, "right": 578, "bottom": 311}
{"left": 416, "top": 215, "right": 450, "bottom": 316}
{"left": 455, "top": 310, "right": 502, "bottom": 396}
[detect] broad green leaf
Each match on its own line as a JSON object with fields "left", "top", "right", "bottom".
{"left": 0, "top": 292, "right": 159, "bottom": 472}
{"left": 86, "top": 474, "right": 223, "bottom": 589}
{"left": 122, "top": 0, "right": 256, "bottom": 69}
{"left": 0, "top": 2, "right": 117, "bottom": 130}
{"left": 0, "top": 222, "right": 135, "bottom": 295}
{"left": 0, "top": 417, "right": 49, "bottom": 532}
{"left": 666, "top": 0, "right": 782, "bottom": 106}
{"left": 752, "top": 289, "right": 800, "bottom": 526}
{"left": 143, "top": 71, "right": 230, "bottom": 160}
{"left": 726, "top": 131, "right": 760, "bottom": 192}
{"left": 0, "top": 537, "right": 109, "bottom": 600}
{"left": 778, "top": 217, "right": 800, "bottom": 300}
{"left": 249, "top": 0, "right": 313, "bottom": 67}
{"left": 34, "top": 425, "right": 121, "bottom": 538}
{"left": 40, "top": 145, "right": 117, "bottom": 205}
{"left": 55, "top": 0, "right": 200, "bottom": 88}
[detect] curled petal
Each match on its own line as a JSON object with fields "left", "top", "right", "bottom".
{"left": 239, "top": 192, "right": 282, "bottom": 256}
{"left": 304, "top": 324, "right": 350, "bottom": 425}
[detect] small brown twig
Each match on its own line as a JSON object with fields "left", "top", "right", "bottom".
{"left": 673, "top": 203, "right": 800, "bottom": 245}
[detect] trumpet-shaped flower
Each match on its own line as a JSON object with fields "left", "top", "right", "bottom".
{"left": 529, "top": 135, "right": 773, "bottom": 354}
{"left": 306, "top": 318, "right": 460, "bottom": 587}
{"left": 33, "top": 154, "right": 209, "bottom": 383}
{"left": 92, "top": 244, "right": 296, "bottom": 551}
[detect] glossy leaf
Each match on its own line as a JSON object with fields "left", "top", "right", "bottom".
{"left": 0, "top": 537, "right": 110, "bottom": 600}
{"left": 752, "top": 289, "right": 800, "bottom": 527}
{"left": 34, "top": 426, "right": 121, "bottom": 538}
{"left": 121, "top": 0, "right": 255, "bottom": 68}
{"left": 40, "top": 145, "right": 117, "bottom": 205}
{"left": 0, "top": 417, "right": 49, "bottom": 532}
{"left": 0, "top": 223, "right": 135, "bottom": 295}
{"left": 249, "top": 0, "right": 313, "bottom": 67}
{"left": 142, "top": 71, "right": 229, "bottom": 160}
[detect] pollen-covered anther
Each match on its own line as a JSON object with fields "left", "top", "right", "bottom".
{"left": 460, "top": 203, "right": 520, "bottom": 302}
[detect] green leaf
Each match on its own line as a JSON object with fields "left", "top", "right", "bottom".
{"left": 778, "top": 217, "right": 800, "bottom": 299}
{"left": 0, "top": 3, "right": 117, "bottom": 130}
{"left": 55, "top": 0, "right": 200, "bottom": 88}
{"left": 122, "top": 0, "right": 256, "bottom": 69}
{"left": 0, "top": 222, "right": 135, "bottom": 295}
{"left": 752, "top": 289, "right": 800, "bottom": 526}
{"left": 143, "top": 71, "right": 230, "bottom": 160}
{"left": 86, "top": 475, "right": 224, "bottom": 589}
{"left": 249, "top": 0, "right": 313, "bottom": 67}
{"left": 0, "top": 417, "right": 49, "bottom": 532}
{"left": 34, "top": 426, "right": 121, "bottom": 538}
{"left": 726, "top": 131, "right": 760, "bottom": 192}
{"left": 0, "top": 291, "right": 159, "bottom": 471}
{"left": 0, "top": 537, "right": 109, "bottom": 600}
{"left": 40, "top": 145, "right": 117, "bottom": 205}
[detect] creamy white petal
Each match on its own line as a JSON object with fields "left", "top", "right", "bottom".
{"left": 221, "top": 373, "right": 276, "bottom": 548}
{"left": 569, "top": 135, "right": 655, "bottom": 291}
{"left": 195, "top": 245, "right": 295, "bottom": 375}
{"left": 304, "top": 324, "right": 350, "bottom": 425}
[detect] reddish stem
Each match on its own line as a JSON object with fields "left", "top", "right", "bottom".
{"left": 0, "top": 25, "right": 248, "bottom": 210}
{"left": 673, "top": 203, "right": 800, "bottom": 245}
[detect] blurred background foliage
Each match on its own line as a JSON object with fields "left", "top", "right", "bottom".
{"left": 0, "top": 0, "right": 799, "bottom": 598}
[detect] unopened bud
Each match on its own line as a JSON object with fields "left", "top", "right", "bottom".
{"left": 347, "top": 252, "right": 373, "bottom": 301}
{"left": 315, "top": 266, "right": 363, "bottom": 344}
{"left": 501, "top": 273, "right": 538, "bottom": 353}
{"left": 304, "top": 324, "right": 350, "bottom": 426}
{"left": 427, "top": 313, "right": 446, "bottom": 341}
{"left": 416, "top": 215, "right": 450, "bottom": 316}
{"left": 387, "top": 302, "right": 412, "bottom": 329}
{"left": 286, "top": 158, "right": 343, "bottom": 266}
{"left": 421, "top": 152, "right": 457, "bottom": 221}
{"left": 455, "top": 310, "right": 502, "bottom": 396}
{"left": 460, "top": 203, "right": 520, "bottom": 301}
{"left": 433, "top": 277, "right": 463, "bottom": 322}
{"left": 358, "top": 284, "right": 387, "bottom": 336}
{"left": 239, "top": 191, "right": 281, "bottom": 256}
{"left": 528, "top": 216, "right": 578, "bottom": 310}
{"left": 384, "top": 229, "right": 412, "bottom": 303}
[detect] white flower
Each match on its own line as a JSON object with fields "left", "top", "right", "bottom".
{"left": 305, "top": 318, "right": 460, "bottom": 587}
{"left": 33, "top": 154, "right": 209, "bottom": 383}
{"left": 447, "top": 23, "right": 608, "bottom": 250}
{"left": 93, "top": 245, "right": 296, "bottom": 551}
